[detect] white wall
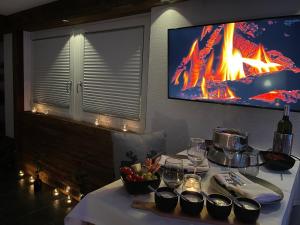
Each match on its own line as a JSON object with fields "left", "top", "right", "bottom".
{"left": 3, "top": 34, "right": 14, "bottom": 138}
{"left": 146, "top": 0, "right": 300, "bottom": 156}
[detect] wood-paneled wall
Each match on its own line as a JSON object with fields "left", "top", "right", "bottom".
{"left": 20, "top": 111, "right": 115, "bottom": 198}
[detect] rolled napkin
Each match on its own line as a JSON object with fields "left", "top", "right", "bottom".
{"left": 158, "top": 154, "right": 209, "bottom": 173}
{"left": 214, "top": 172, "right": 281, "bottom": 204}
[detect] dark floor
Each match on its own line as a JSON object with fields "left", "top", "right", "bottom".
{"left": 0, "top": 169, "right": 77, "bottom": 225}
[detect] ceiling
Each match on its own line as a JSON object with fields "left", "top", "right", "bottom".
{"left": 0, "top": 0, "right": 57, "bottom": 16}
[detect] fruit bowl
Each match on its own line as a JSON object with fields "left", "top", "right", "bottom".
{"left": 120, "top": 170, "right": 161, "bottom": 195}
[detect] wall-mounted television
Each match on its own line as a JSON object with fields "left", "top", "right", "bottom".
{"left": 168, "top": 15, "right": 300, "bottom": 111}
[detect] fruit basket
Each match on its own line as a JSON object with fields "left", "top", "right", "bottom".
{"left": 121, "top": 172, "right": 161, "bottom": 194}
{"left": 120, "top": 159, "right": 161, "bottom": 195}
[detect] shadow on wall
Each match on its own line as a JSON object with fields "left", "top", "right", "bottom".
{"left": 151, "top": 111, "right": 189, "bottom": 154}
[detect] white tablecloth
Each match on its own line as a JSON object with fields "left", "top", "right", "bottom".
{"left": 65, "top": 161, "right": 300, "bottom": 225}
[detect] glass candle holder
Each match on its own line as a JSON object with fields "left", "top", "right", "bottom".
{"left": 29, "top": 176, "right": 35, "bottom": 184}
{"left": 19, "top": 170, "right": 24, "bottom": 178}
{"left": 182, "top": 174, "right": 201, "bottom": 193}
{"left": 53, "top": 188, "right": 60, "bottom": 199}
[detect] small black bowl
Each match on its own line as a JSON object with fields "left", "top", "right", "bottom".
{"left": 234, "top": 197, "right": 261, "bottom": 223}
{"left": 206, "top": 194, "right": 232, "bottom": 220}
{"left": 155, "top": 187, "right": 178, "bottom": 212}
{"left": 180, "top": 191, "right": 204, "bottom": 215}
{"left": 121, "top": 173, "right": 161, "bottom": 195}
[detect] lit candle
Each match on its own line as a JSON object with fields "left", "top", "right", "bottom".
{"left": 65, "top": 186, "right": 71, "bottom": 194}
{"left": 44, "top": 110, "right": 49, "bottom": 115}
{"left": 79, "top": 193, "right": 84, "bottom": 200}
{"left": 94, "top": 118, "right": 99, "bottom": 126}
{"left": 185, "top": 178, "right": 196, "bottom": 190}
{"left": 66, "top": 195, "right": 72, "bottom": 204}
{"left": 32, "top": 107, "right": 37, "bottom": 113}
{"left": 19, "top": 170, "right": 24, "bottom": 178}
{"left": 183, "top": 175, "right": 201, "bottom": 192}
{"left": 53, "top": 188, "right": 59, "bottom": 197}
{"left": 29, "top": 176, "right": 35, "bottom": 184}
{"left": 122, "top": 124, "right": 127, "bottom": 132}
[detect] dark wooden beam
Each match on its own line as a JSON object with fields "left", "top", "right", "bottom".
{"left": 0, "top": 15, "right": 8, "bottom": 35}
{"left": 12, "top": 30, "right": 24, "bottom": 154}
{"left": 6, "top": 0, "right": 185, "bottom": 32}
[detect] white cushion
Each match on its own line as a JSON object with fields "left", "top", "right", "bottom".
{"left": 112, "top": 130, "right": 166, "bottom": 178}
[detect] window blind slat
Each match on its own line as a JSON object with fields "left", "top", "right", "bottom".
{"left": 32, "top": 36, "right": 70, "bottom": 108}
{"left": 83, "top": 27, "right": 143, "bottom": 120}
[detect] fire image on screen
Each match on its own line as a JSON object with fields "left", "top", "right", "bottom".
{"left": 168, "top": 16, "right": 300, "bottom": 111}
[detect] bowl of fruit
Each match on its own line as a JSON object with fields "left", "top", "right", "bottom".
{"left": 120, "top": 158, "right": 161, "bottom": 194}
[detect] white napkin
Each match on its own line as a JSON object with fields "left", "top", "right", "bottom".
{"left": 214, "top": 172, "right": 281, "bottom": 204}
{"left": 158, "top": 153, "right": 209, "bottom": 173}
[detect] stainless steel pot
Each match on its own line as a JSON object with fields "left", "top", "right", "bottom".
{"left": 212, "top": 128, "right": 248, "bottom": 151}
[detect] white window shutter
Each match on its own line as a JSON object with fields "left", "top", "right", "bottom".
{"left": 83, "top": 26, "right": 144, "bottom": 120}
{"left": 32, "top": 36, "right": 71, "bottom": 108}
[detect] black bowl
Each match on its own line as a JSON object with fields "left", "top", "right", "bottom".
{"left": 121, "top": 173, "right": 161, "bottom": 195}
{"left": 260, "top": 151, "right": 295, "bottom": 171}
{"left": 234, "top": 197, "right": 261, "bottom": 223}
{"left": 206, "top": 194, "right": 232, "bottom": 220}
{"left": 180, "top": 191, "right": 204, "bottom": 215}
{"left": 155, "top": 187, "right": 178, "bottom": 212}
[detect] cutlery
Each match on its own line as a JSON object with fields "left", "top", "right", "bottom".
{"left": 201, "top": 191, "right": 218, "bottom": 205}
{"left": 227, "top": 195, "right": 246, "bottom": 209}
{"left": 174, "top": 189, "right": 190, "bottom": 202}
{"left": 148, "top": 185, "right": 161, "bottom": 197}
{"left": 214, "top": 176, "right": 237, "bottom": 197}
{"left": 229, "top": 172, "right": 246, "bottom": 186}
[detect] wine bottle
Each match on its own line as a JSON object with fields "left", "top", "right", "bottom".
{"left": 277, "top": 105, "right": 292, "bottom": 134}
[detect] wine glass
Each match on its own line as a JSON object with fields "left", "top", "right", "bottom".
{"left": 187, "top": 138, "right": 207, "bottom": 174}
{"left": 223, "top": 147, "right": 237, "bottom": 172}
{"left": 162, "top": 158, "right": 184, "bottom": 189}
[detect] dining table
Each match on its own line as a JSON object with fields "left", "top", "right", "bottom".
{"left": 65, "top": 152, "right": 300, "bottom": 225}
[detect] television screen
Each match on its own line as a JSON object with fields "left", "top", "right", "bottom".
{"left": 168, "top": 16, "right": 300, "bottom": 111}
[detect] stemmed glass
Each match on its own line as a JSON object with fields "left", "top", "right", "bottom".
{"left": 162, "top": 157, "right": 184, "bottom": 189}
{"left": 223, "top": 147, "right": 237, "bottom": 172}
{"left": 239, "top": 151, "right": 259, "bottom": 177}
{"left": 187, "top": 138, "right": 207, "bottom": 174}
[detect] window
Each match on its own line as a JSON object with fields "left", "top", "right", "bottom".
{"left": 25, "top": 14, "right": 149, "bottom": 132}
{"left": 83, "top": 27, "right": 143, "bottom": 120}
{"left": 32, "top": 36, "right": 71, "bottom": 108}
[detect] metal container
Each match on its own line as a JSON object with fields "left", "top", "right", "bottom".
{"left": 213, "top": 128, "right": 248, "bottom": 152}
{"left": 207, "top": 145, "right": 259, "bottom": 168}
{"left": 272, "top": 132, "right": 293, "bottom": 155}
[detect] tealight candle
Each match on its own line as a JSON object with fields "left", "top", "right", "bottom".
{"left": 66, "top": 195, "right": 72, "bottom": 204}
{"left": 29, "top": 176, "right": 35, "bottom": 184}
{"left": 32, "top": 107, "right": 37, "bottom": 113}
{"left": 183, "top": 174, "right": 201, "bottom": 192}
{"left": 65, "top": 186, "right": 71, "bottom": 193}
{"left": 79, "top": 193, "right": 84, "bottom": 200}
{"left": 94, "top": 118, "right": 99, "bottom": 126}
{"left": 44, "top": 110, "right": 49, "bottom": 115}
{"left": 53, "top": 188, "right": 59, "bottom": 197}
{"left": 122, "top": 124, "right": 127, "bottom": 132}
{"left": 19, "top": 170, "right": 24, "bottom": 178}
